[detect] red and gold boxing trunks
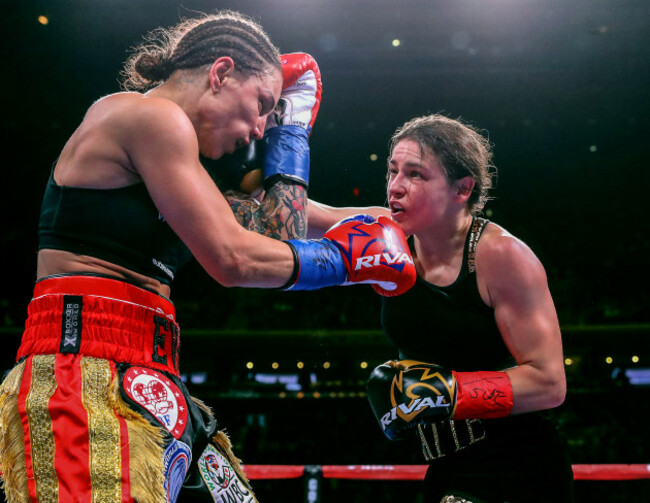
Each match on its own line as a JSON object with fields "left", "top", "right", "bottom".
{"left": 0, "top": 275, "right": 257, "bottom": 503}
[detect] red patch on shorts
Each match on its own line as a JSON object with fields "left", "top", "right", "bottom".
{"left": 123, "top": 367, "right": 188, "bottom": 439}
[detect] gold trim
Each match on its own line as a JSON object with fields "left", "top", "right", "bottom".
{"left": 449, "top": 419, "right": 466, "bottom": 452}
{"left": 465, "top": 418, "right": 486, "bottom": 444}
{"left": 430, "top": 422, "right": 444, "bottom": 459}
{"left": 27, "top": 355, "right": 59, "bottom": 503}
{"left": 81, "top": 357, "right": 122, "bottom": 503}
{"left": 417, "top": 424, "right": 434, "bottom": 461}
{"left": 109, "top": 372, "right": 165, "bottom": 503}
{"left": 0, "top": 361, "right": 31, "bottom": 503}
{"left": 441, "top": 496, "right": 474, "bottom": 503}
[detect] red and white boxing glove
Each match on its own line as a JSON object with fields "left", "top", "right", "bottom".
{"left": 262, "top": 53, "right": 323, "bottom": 188}
{"left": 268, "top": 52, "right": 322, "bottom": 134}
{"left": 283, "top": 215, "right": 417, "bottom": 296}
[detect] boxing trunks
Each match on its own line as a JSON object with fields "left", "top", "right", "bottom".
{"left": 0, "top": 274, "right": 257, "bottom": 503}
{"left": 419, "top": 413, "right": 574, "bottom": 503}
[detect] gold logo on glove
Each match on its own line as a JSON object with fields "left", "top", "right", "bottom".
{"left": 389, "top": 360, "right": 456, "bottom": 423}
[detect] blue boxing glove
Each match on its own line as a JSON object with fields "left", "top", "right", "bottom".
{"left": 283, "top": 215, "right": 417, "bottom": 297}
{"left": 262, "top": 53, "right": 323, "bottom": 189}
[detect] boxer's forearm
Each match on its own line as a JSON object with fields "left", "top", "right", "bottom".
{"left": 225, "top": 182, "right": 307, "bottom": 240}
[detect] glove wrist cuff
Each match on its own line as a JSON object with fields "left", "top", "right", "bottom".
{"left": 282, "top": 239, "right": 347, "bottom": 291}
{"left": 262, "top": 125, "right": 310, "bottom": 187}
{"left": 279, "top": 242, "right": 301, "bottom": 290}
{"left": 452, "top": 370, "right": 514, "bottom": 420}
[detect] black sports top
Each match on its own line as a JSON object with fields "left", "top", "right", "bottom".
{"left": 38, "top": 169, "right": 192, "bottom": 285}
{"left": 381, "top": 218, "right": 516, "bottom": 372}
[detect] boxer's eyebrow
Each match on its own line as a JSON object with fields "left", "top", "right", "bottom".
{"left": 260, "top": 88, "right": 275, "bottom": 115}
{"left": 388, "top": 159, "right": 425, "bottom": 169}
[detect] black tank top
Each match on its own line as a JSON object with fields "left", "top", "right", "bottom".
{"left": 381, "top": 218, "right": 515, "bottom": 371}
{"left": 38, "top": 169, "right": 192, "bottom": 285}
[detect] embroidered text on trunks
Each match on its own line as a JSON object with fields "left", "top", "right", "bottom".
{"left": 60, "top": 295, "right": 83, "bottom": 353}
{"left": 153, "top": 314, "right": 180, "bottom": 372}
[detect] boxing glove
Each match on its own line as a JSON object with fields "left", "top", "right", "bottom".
{"left": 200, "top": 144, "right": 262, "bottom": 195}
{"left": 367, "top": 360, "right": 514, "bottom": 441}
{"left": 262, "top": 53, "right": 323, "bottom": 189}
{"left": 283, "top": 215, "right": 417, "bottom": 296}
{"left": 201, "top": 54, "right": 322, "bottom": 194}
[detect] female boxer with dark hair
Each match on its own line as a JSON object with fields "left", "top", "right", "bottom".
{"left": 0, "top": 11, "right": 415, "bottom": 503}
{"left": 310, "top": 113, "right": 574, "bottom": 502}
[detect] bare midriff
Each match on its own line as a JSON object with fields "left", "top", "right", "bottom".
{"left": 37, "top": 249, "right": 171, "bottom": 298}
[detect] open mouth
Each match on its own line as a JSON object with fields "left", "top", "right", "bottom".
{"left": 389, "top": 202, "right": 405, "bottom": 215}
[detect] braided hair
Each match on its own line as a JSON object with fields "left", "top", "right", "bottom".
{"left": 121, "top": 10, "right": 280, "bottom": 91}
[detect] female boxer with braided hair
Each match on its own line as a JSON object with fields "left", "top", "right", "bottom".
{"left": 310, "top": 114, "right": 574, "bottom": 502}
{"left": 0, "top": 10, "right": 416, "bottom": 503}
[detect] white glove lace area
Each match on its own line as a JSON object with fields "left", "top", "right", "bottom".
{"left": 266, "top": 70, "right": 318, "bottom": 130}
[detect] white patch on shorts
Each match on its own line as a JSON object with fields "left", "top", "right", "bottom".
{"left": 123, "top": 367, "right": 188, "bottom": 438}
{"left": 198, "top": 444, "right": 255, "bottom": 503}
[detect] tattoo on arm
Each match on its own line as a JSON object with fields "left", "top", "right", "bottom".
{"left": 224, "top": 180, "right": 308, "bottom": 240}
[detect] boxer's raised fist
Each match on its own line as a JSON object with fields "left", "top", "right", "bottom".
{"left": 267, "top": 53, "right": 322, "bottom": 134}
{"left": 262, "top": 53, "right": 323, "bottom": 189}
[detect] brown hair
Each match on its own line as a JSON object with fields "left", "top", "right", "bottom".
{"left": 389, "top": 114, "right": 497, "bottom": 214}
{"left": 121, "top": 10, "right": 280, "bottom": 91}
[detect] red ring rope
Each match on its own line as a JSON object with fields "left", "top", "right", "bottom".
{"left": 243, "top": 464, "right": 650, "bottom": 481}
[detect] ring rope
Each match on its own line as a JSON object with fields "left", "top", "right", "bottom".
{"left": 242, "top": 464, "right": 650, "bottom": 481}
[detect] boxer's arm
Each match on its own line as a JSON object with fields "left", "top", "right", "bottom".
{"left": 224, "top": 182, "right": 307, "bottom": 240}
{"left": 307, "top": 199, "right": 389, "bottom": 238}
{"left": 367, "top": 229, "right": 564, "bottom": 441}
{"left": 117, "top": 93, "right": 415, "bottom": 292}
{"left": 478, "top": 230, "right": 566, "bottom": 414}
{"left": 209, "top": 53, "right": 321, "bottom": 240}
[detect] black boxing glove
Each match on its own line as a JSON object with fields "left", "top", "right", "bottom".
{"left": 367, "top": 360, "right": 513, "bottom": 441}
{"left": 367, "top": 360, "right": 456, "bottom": 440}
{"left": 201, "top": 142, "right": 263, "bottom": 195}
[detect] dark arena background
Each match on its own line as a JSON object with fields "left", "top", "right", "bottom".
{"left": 2, "top": 1, "right": 650, "bottom": 501}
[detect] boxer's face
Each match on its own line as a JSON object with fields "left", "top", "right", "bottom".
{"left": 199, "top": 64, "right": 281, "bottom": 159}
{"left": 387, "top": 139, "right": 457, "bottom": 235}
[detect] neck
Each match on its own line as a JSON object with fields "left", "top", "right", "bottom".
{"left": 413, "top": 212, "right": 474, "bottom": 268}
{"left": 147, "top": 71, "right": 201, "bottom": 113}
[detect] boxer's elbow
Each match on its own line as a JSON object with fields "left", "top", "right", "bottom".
{"left": 196, "top": 241, "right": 251, "bottom": 288}
{"left": 542, "top": 371, "right": 567, "bottom": 409}
{"left": 212, "top": 258, "right": 244, "bottom": 288}
{"left": 512, "top": 364, "right": 567, "bottom": 414}
{"left": 213, "top": 248, "right": 253, "bottom": 287}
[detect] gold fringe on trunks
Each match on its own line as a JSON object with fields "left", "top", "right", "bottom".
{"left": 191, "top": 397, "right": 256, "bottom": 496}
{"left": 0, "top": 361, "right": 31, "bottom": 503}
{"left": 1, "top": 358, "right": 168, "bottom": 503}
{"left": 108, "top": 369, "right": 166, "bottom": 503}
{"left": 212, "top": 430, "right": 256, "bottom": 495}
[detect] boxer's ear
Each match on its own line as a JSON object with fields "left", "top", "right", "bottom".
{"left": 209, "top": 57, "right": 235, "bottom": 92}
{"left": 453, "top": 176, "right": 475, "bottom": 203}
